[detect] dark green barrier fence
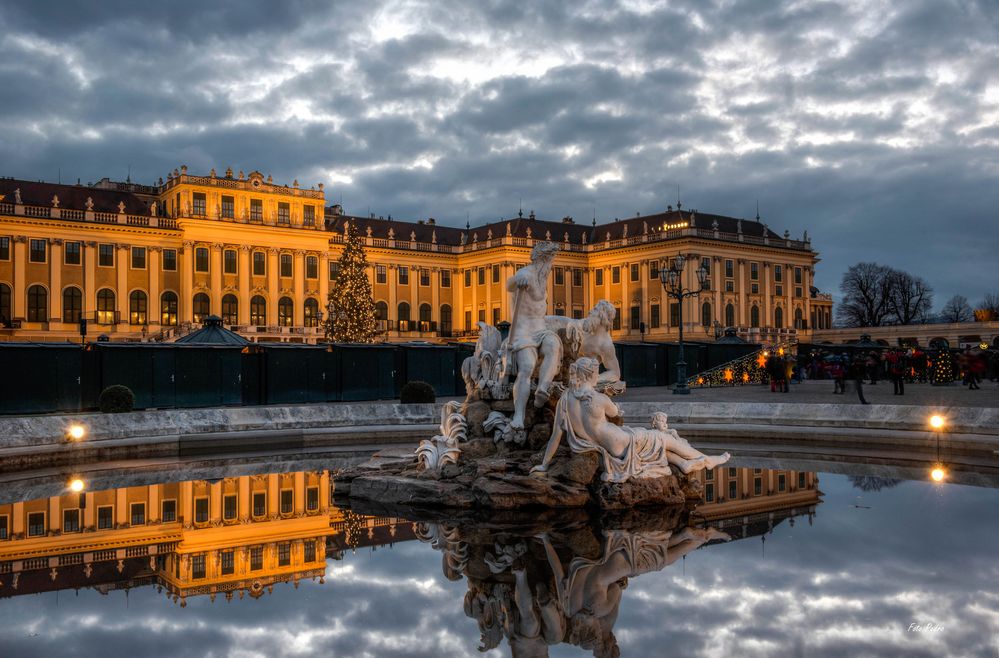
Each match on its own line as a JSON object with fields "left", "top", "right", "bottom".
{"left": 614, "top": 343, "right": 661, "bottom": 387}
{"left": 335, "top": 344, "right": 397, "bottom": 401}
{"left": 395, "top": 343, "right": 458, "bottom": 397}
{"left": 260, "top": 345, "right": 334, "bottom": 405}
{"left": 0, "top": 344, "right": 82, "bottom": 414}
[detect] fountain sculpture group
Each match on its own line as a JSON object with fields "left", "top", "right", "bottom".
{"left": 343, "top": 241, "right": 730, "bottom": 510}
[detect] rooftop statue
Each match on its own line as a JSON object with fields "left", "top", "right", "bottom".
{"left": 532, "top": 357, "right": 729, "bottom": 482}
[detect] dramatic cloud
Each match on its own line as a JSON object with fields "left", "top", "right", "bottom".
{"left": 1, "top": 0, "right": 997, "bottom": 306}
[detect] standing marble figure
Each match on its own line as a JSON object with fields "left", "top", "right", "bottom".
{"left": 506, "top": 241, "right": 562, "bottom": 430}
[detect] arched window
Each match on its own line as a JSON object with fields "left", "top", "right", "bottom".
{"left": 97, "top": 288, "right": 116, "bottom": 324}
{"left": 250, "top": 296, "right": 267, "bottom": 326}
{"left": 0, "top": 283, "right": 12, "bottom": 327}
{"left": 419, "top": 303, "right": 432, "bottom": 330}
{"left": 193, "top": 293, "right": 210, "bottom": 324}
{"left": 304, "top": 298, "right": 320, "bottom": 327}
{"left": 63, "top": 287, "right": 82, "bottom": 324}
{"left": 750, "top": 305, "right": 760, "bottom": 328}
{"left": 794, "top": 307, "right": 804, "bottom": 329}
{"left": 129, "top": 290, "right": 148, "bottom": 325}
{"left": 440, "top": 304, "right": 452, "bottom": 336}
{"left": 701, "top": 301, "right": 712, "bottom": 327}
{"left": 374, "top": 301, "right": 388, "bottom": 321}
{"left": 278, "top": 296, "right": 294, "bottom": 327}
{"left": 161, "top": 292, "right": 178, "bottom": 326}
{"left": 398, "top": 301, "right": 411, "bottom": 331}
{"left": 222, "top": 294, "right": 238, "bottom": 325}
{"left": 725, "top": 303, "right": 735, "bottom": 328}
{"left": 774, "top": 306, "right": 783, "bottom": 329}
{"left": 27, "top": 285, "right": 47, "bottom": 322}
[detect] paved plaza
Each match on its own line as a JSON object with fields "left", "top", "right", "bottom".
{"left": 616, "top": 378, "right": 999, "bottom": 408}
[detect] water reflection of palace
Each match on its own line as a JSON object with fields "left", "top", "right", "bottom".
{"left": 690, "top": 465, "right": 822, "bottom": 538}
{"left": 0, "top": 472, "right": 415, "bottom": 604}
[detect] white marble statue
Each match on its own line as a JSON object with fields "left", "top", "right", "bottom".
{"left": 506, "top": 241, "right": 562, "bottom": 430}
{"left": 546, "top": 300, "right": 623, "bottom": 394}
{"left": 532, "top": 357, "right": 730, "bottom": 482}
{"left": 416, "top": 401, "right": 467, "bottom": 471}
{"left": 460, "top": 322, "right": 505, "bottom": 398}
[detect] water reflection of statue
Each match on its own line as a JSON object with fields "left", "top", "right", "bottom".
{"left": 532, "top": 357, "right": 730, "bottom": 481}
{"left": 507, "top": 241, "right": 562, "bottom": 429}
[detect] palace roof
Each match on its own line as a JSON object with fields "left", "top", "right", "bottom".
{"left": 0, "top": 178, "right": 153, "bottom": 215}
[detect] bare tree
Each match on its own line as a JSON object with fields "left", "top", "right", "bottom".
{"left": 978, "top": 293, "right": 999, "bottom": 320}
{"left": 837, "top": 263, "right": 893, "bottom": 327}
{"left": 940, "top": 294, "right": 973, "bottom": 323}
{"left": 885, "top": 270, "right": 933, "bottom": 325}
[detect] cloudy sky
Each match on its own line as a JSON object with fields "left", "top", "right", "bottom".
{"left": 2, "top": 0, "right": 997, "bottom": 307}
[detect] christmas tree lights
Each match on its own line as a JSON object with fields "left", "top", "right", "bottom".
{"left": 324, "top": 221, "right": 379, "bottom": 343}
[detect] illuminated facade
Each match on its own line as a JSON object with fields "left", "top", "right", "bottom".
{"left": 0, "top": 167, "right": 833, "bottom": 344}
{"left": 0, "top": 470, "right": 414, "bottom": 604}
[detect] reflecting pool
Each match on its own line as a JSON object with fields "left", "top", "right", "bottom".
{"left": 0, "top": 457, "right": 996, "bottom": 657}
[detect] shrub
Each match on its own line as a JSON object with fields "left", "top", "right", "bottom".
{"left": 400, "top": 380, "right": 436, "bottom": 404}
{"left": 99, "top": 385, "right": 135, "bottom": 413}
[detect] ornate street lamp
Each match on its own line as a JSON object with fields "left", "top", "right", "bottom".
{"left": 659, "top": 253, "right": 708, "bottom": 394}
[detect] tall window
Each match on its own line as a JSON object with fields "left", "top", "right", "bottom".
{"left": 0, "top": 236, "right": 9, "bottom": 260}
{"left": 630, "top": 263, "right": 639, "bottom": 282}
{"left": 303, "top": 205, "right": 315, "bottom": 226}
{"left": 630, "top": 305, "right": 640, "bottom": 329}
{"left": 669, "top": 302, "right": 680, "bottom": 327}
{"left": 440, "top": 304, "right": 452, "bottom": 335}
{"left": 161, "top": 291, "right": 178, "bottom": 326}
{"left": 492, "top": 265, "right": 500, "bottom": 283}
{"left": 398, "top": 301, "right": 411, "bottom": 330}
{"left": 750, "top": 305, "right": 760, "bottom": 328}
{"left": 27, "top": 285, "right": 47, "bottom": 322}
{"left": 463, "top": 270, "right": 471, "bottom": 287}
{"left": 774, "top": 264, "right": 783, "bottom": 282}
{"left": 223, "top": 249, "right": 237, "bottom": 274}
{"left": 376, "top": 265, "right": 387, "bottom": 284}
{"left": 374, "top": 301, "right": 388, "bottom": 323}
{"left": 162, "top": 500, "right": 177, "bottom": 522}
{"left": 725, "top": 303, "right": 735, "bottom": 327}
{"left": 130, "top": 502, "right": 146, "bottom": 526}
{"left": 725, "top": 259, "right": 734, "bottom": 278}
{"left": 278, "top": 543, "right": 291, "bottom": 566}
{"left": 554, "top": 267, "right": 564, "bottom": 286}
{"left": 98, "top": 243, "right": 114, "bottom": 267}
{"left": 251, "top": 297, "right": 267, "bottom": 325}
{"left": 63, "top": 509, "right": 80, "bottom": 533}
{"left": 222, "top": 294, "right": 238, "bottom": 325}
{"left": 774, "top": 306, "right": 783, "bottom": 328}
{"left": 252, "top": 492, "right": 266, "bottom": 517}
{"left": 280, "top": 490, "right": 293, "bottom": 514}
{"left": 192, "top": 192, "right": 206, "bottom": 216}
{"left": 794, "top": 267, "right": 802, "bottom": 284}
{"left": 250, "top": 546, "right": 263, "bottom": 570}
{"left": 131, "top": 246, "right": 146, "bottom": 269}
{"left": 399, "top": 266, "right": 409, "bottom": 285}
{"left": 304, "top": 298, "right": 320, "bottom": 327}
{"left": 329, "top": 261, "right": 341, "bottom": 282}
{"left": 221, "top": 550, "right": 235, "bottom": 575}
{"left": 750, "top": 262, "right": 759, "bottom": 280}
{"left": 701, "top": 301, "right": 711, "bottom": 327}
{"left": 65, "top": 241, "right": 81, "bottom": 265}
{"left": 129, "top": 290, "right": 148, "bottom": 325}
{"left": 701, "top": 257, "right": 711, "bottom": 275}
{"left": 612, "top": 306, "right": 621, "bottom": 330}
{"left": 278, "top": 297, "right": 294, "bottom": 326}
{"left": 29, "top": 239, "right": 46, "bottom": 263}
{"left": 63, "top": 287, "right": 82, "bottom": 323}
{"left": 97, "top": 288, "right": 116, "bottom": 324}
{"left": 0, "top": 283, "right": 10, "bottom": 327}
{"left": 612, "top": 266, "right": 620, "bottom": 284}
{"left": 28, "top": 512, "right": 45, "bottom": 537}
{"left": 195, "top": 498, "right": 209, "bottom": 523}
{"left": 253, "top": 251, "right": 266, "bottom": 276}
{"left": 280, "top": 254, "right": 292, "bottom": 277}
{"left": 595, "top": 269, "right": 604, "bottom": 286}
{"left": 420, "top": 269, "right": 430, "bottom": 287}
{"left": 573, "top": 268, "right": 583, "bottom": 287}
{"left": 477, "top": 267, "right": 484, "bottom": 285}
{"left": 277, "top": 202, "right": 290, "bottom": 224}
{"left": 306, "top": 255, "right": 318, "bottom": 279}
{"left": 250, "top": 198, "right": 263, "bottom": 221}
{"left": 223, "top": 495, "right": 237, "bottom": 521}
{"left": 191, "top": 554, "right": 206, "bottom": 579}
{"left": 221, "top": 195, "right": 234, "bottom": 219}
{"left": 97, "top": 506, "right": 112, "bottom": 529}
{"left": 650, "top": 303, "right": 661, "bottom": 328}
{"left": 163, "top": 249, "right": 177, "bottom": 271}
{"left": 419, "top": 303, "right": 432, "bottom": 328}
{"left": 794, "top": 307, "right": 804, "bottom": 329}
{"left": 193, "top": 293, "right": 210, "bottom": 324}
{"left": 440, "top": 270, "right": 451, "bottom": 288}
{"left": 195, "top": 247, "right": 209, "bottom": 272}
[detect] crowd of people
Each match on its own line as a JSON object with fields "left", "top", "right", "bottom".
{"left": 762, "top": 345, "right": 997, "bottom": 404}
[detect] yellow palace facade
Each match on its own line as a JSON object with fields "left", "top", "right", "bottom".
{"left": 0, "top": 166, "right": 832, "bottom": 344}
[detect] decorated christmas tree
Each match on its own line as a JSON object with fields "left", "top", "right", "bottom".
{"left": 324, "top": 221, "right": 378, "bottom": 343}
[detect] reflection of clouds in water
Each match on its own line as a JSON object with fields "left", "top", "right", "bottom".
{"left": 0, "top": 474, "right": 997, "bottom": 657}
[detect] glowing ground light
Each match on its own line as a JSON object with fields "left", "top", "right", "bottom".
{"left": 930, "top": 466, "right": 946, "bottom": 482}
{"left": 930, "top": 415, "right": 945, "bottom": 430}
{"left": 67, "top": 424, "right": 87, "bottom": 441}
{"left": 69, "top": 478, "right": 86, "bottom": 493}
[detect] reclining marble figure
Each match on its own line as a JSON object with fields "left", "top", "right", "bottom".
{"left": 531, "top": 356, "right": 730, "bottom": 482}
